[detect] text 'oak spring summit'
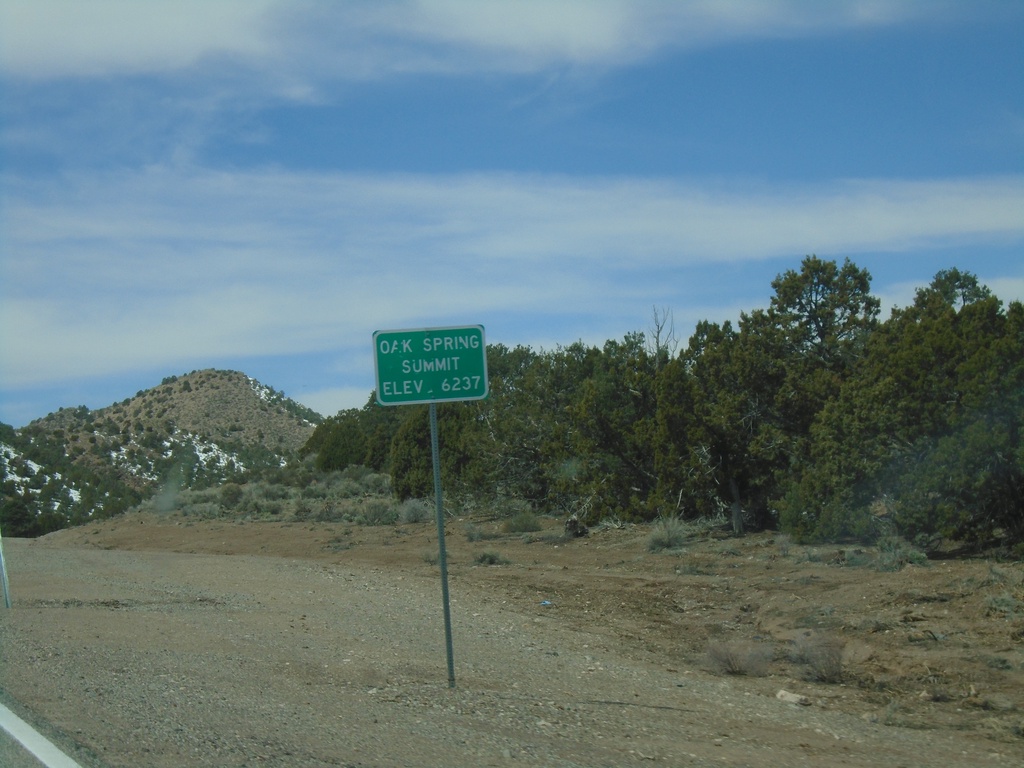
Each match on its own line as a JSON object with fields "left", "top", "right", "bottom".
{"left": 373, "top": 325, "right": 489, "bottom": 406}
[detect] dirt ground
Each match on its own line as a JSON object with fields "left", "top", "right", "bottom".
{"left": 1, "top": 511, "right": 1022, "bottom": 767}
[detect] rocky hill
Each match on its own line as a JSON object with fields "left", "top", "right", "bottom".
{"left": 0, "top": 369, "right": 321, "bottom": 535}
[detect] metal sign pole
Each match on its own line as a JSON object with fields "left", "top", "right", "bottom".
{"left": 373, "top": 325, "right": 488, "bottom": 688}
{"left": 0, "top": 522, "right": 12, "bottom": 609}
{"left": 430, "top": 403, "right": 456, "bottom": 688}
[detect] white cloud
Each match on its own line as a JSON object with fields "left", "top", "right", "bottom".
{"left": 2, "top": 167, "right": 1021, "bottom": 392}
{"left": 1, "top": 0, "right": 952, "bottom": 82}
{"left": 0, "top": 0, "right": 278, "bottom": 79}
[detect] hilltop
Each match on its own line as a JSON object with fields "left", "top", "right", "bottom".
{"left": 0, "top": 369, "right": 321, "bottom": 535}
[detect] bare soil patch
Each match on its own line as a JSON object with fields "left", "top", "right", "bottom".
{"left": 2, "top": 512, "right": 1022, "bottom": 767}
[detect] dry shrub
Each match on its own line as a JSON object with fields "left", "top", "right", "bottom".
{"left": 492, "top": 496, "right": 533, "bottom": 519}
{"left": 503, "top": 510, "right": 542, "bottom": 533}
{"left": 876, "top": 536, "right": 927, "bottom": 571}
{"left": 357, "top": 498, "right": 398, "bottom": 526}
{"left": 790, "top": 632, "right": 845, "bottom": 683}
{"left": 706, "top": 639, "right": 772, "bottom": 677}
{"left": 398, "top": 498, "right": 433, "bottom": 524}
{"left": 647, "top": 517, "right": 687, "bottom": 552}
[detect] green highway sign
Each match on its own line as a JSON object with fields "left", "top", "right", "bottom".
{"left": 373, "top": 325, "right": 489, "bottom": 406}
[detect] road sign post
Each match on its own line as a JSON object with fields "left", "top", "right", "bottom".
{"left": 373, "top": 325, "right": 489, "bottom": 688}
{"left": 0, "top": 522, "right": 11, "bottom": 609}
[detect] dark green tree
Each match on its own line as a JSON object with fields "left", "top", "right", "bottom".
{"left": 653, "top": 346, "right": 698, "bottom": 516}
{"left": 388, "top": 404, "right": 485, "bottom": 501}
{"left": 569, "top": 333, "right": 659, "bottom": 520}
{"left": 476, "top": 342, "right": 600, "bottom": 512}
{"left": 303, "top": 409, "right": 369, "bottom": 473}
{"left": 678, "top": 312, "right": 788, "bottom": 532}
{"left": 388, "top": 407, "right": 433, "bottom": 500}
{"left": 769, "top": 256, "right": 879, "bottom": 368}
{"left": 1, "top": 493, "right": 39, "bottom": 537}
{"left": 768, "top": 256, "right": 879, "bottom": 441}
{"left": 659, "top": 257, "right": 879, "bottom": 533}
{"left": 782, "top": 269, "right": 1023, "bottom": 549}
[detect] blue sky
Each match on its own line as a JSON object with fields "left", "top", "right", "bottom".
{"left": 1, "top": 1, "right": 1022, "bottom": 427}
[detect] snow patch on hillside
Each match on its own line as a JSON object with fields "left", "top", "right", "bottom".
{"left": 175, "top": 431, "right": 245, "bottom": 473}
{"left": 248, "top": 376, "right": 276, "bottom": 404}
{"left": 2, "top": 442, "right": 86, "bottom": 514}
{"left": 109, "top": 442, "right": 160, "bottom": 482}
{"left": 2, "top": 442, "right": 38, "bottom": 495}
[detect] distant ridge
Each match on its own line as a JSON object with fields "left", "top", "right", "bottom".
{"left": 0, "top": 369, "right": 322, "bottom": 535}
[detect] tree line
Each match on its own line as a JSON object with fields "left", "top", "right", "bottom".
{"left": 306, "top": 256, "right": 1022, "bottom": 552}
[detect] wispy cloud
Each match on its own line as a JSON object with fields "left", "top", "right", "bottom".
{"left": 0, "top": 0, "right": 277, "bottom": 79}
{"left": 1, "top": 0, "right": 956, "bottom": 83}
{"left": 2, "top": 1, "right": 1000, "bottom": 173}
{"left": 2, "top": 1, "right": 1020, "bottom": 424}
{"left": 3, "top": 167, "right": 1021, "bottom": 390}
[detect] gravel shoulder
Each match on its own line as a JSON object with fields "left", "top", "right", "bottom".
{"left": 1, "top": 513, "right": 1022, "bottom": 767}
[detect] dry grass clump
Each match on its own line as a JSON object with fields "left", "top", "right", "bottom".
{"left": 705, "top": 639, "right": 772, "bottom": 676}
{"left": 985, "top": 592, "right": 1023, "bottom": 618}
{"left": 875, "top": 536, "right": 928, "bottom": 571}
{"left": 491, "top": 496, "right": 534, "bottom": 519}
{"left": 398, "top": 498, "right": 433, "bottom": 524}
{"left": 789, "top": 632, "right": 846, "bottom": 683}
{"left": 647, "top": 517, "right": 687, "bottom": 552}
{"left": 775, "top": 534, "right": 792, "bottom": 557}
{"left": 503, "top": 510, "right": 542, "bottom": 533}
{"left": 355, "top": 498, "right": 398, "bottom": 526}
{"left": 648, "top": 513, "right": 731, "bottom": 552}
